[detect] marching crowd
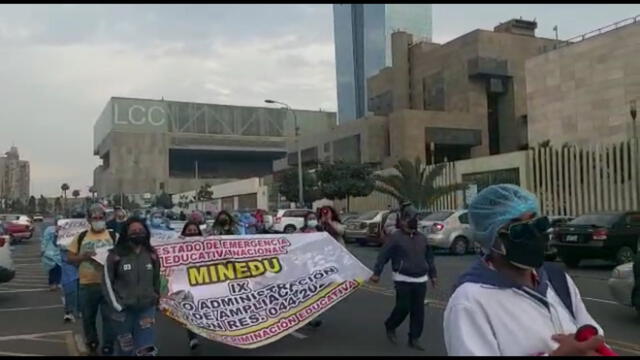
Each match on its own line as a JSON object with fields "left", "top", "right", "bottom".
{"left": 38, "top": 184, "right": 619, "bottom": 356}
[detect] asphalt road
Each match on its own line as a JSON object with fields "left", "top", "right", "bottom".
{"left": 1, "top": 225, "right": 639, "bottom": 356}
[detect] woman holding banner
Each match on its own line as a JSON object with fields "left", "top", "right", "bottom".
{"left": 181, "top": 221, "right": 204, "bottom": 350}
{"left": 103, "top": 217, "right": 161, "bottom": 356}
{"left": 317, "top": 206, "right": 346, "bottom": 246}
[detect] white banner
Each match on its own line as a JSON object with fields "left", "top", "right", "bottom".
{"left": 154, "top": 231, "right": 372, "bottom": 349}
{"left": 56, "top": 219, "right": 89, "bottom": 249}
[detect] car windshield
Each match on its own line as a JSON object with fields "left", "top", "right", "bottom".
{"left": 357, "top": 211, "right": 380, "bottom": 221}
{"left": 424, "top": 211, "right": 454, "bottom": 221}
{"left": 569, "top": 214, "right": 619, "bottom": 227}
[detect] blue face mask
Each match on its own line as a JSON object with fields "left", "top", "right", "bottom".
{"left": 151, "top": 218, "right": 163, "bottom": 227}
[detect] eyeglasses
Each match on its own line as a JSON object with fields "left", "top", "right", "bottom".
{"left": 499, "top": 216, "right": 550, "bottom": 242}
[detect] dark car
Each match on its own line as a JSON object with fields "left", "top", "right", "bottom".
{"left": 550, "top": 212, "right": 640, "bottom": 268}
{"left": 545, "top": 216, "right": 575, "bottom": 261}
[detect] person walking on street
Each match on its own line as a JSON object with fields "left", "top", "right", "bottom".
{"left": 299, "top": 211, "right": 320, "bottom": 233}
{"left": 58, "top": 213, "right": 81, "bottom": 323}
{"left": 370, "top": 202, "right": 437, "bottom": 352}
{"left": 317, "top": 206, "right": 346, "bottom": 246}
{"left": 66, "top": 204, "right": 117, "bottom": 356}
{"left": 148, "top": 210, "right": 173, "bottom": 231}
{"left": 41, "top": 219, "right": 62, "bottom": 291}
{"left": 180, "top": 221, "right": 204, "bottom": 350}
{"left": 103, "top": 217, "right": 160, "bottom": 356}
{"left": 443, "top": 184, "right": 608, "bottom": 356}
{"left": 210, "top": 210, "right": 239, "bottom": 235}
{"left": 106, "top": 207, "right": 127, "bottom": 235}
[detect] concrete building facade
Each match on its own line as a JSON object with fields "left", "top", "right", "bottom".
{"left": 333, "top": 4, "right": 433, "bottom": 123}
{"left": 526, "top": 17, "right": 640, "bottom": 146}
{"left": 93, "top": 97, "right": 335, "bottom": 197}
{"left": 278, "top": 19, "right": 559, "bottom": 173}
{"left": 0, "top": 146, "right": 30, "bottom": 201}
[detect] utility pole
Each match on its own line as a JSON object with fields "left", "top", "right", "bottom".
{"left": 630, "top": 100, "right": 640, "bottom": 208}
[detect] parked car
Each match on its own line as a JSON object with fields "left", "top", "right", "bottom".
{"left": 551, "top": 212, "right": 640, "bottom": 268}
{"left": 0, "top": 223, "right": 15, "bottom": 284}
{"left": 344, "top": 210, "right": 389, "bottom": 246}
{"left": 0, "top": 216, "right": 34, "bottom": 244}
{"left": 341, "top": 213, "right": 360, "bottom": 224}
{"left": 372, "top": 210, "right": 432, "bottom": 246}
{"left": 544, "top": 216, "right": 575, "bottom": 261}
{"left": 270, "top": 209, "right": 313, "bottom": 233}
{"left": 32, "top": 214, "right": 44, "bottom": 222}
{"left": 420, "top": 210, "right": 473, "bottom": 255}
{"left": 608, "top": 262, "right": 638, "bottom": 314}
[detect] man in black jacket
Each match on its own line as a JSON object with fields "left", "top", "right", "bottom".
{"left": 370, "top": 202, "right": 437, "bottom": 351}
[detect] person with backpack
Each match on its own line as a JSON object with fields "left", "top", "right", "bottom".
{"left": 443, "top": 184, "right": 608, "bottom": 356}
{"left": 102, "top": 217, "right": 160, "bottom": 356}
{"left": 66, "top": 204, "right": 118, "bottom": 356}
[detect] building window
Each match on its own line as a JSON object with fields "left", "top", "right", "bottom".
{"left": 324, "top": 142, "right": 331, "bottom": 153}
{"left": 423, "top": 71, "right": 445, "bottom": 111}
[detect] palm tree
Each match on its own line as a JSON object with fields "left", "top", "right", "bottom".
{"left": 61, "top": 183, "right": 70, "bottom": 214}
{"left": 88, "top": 186, "right": 97, "bottom": 200}
{"left": 374, "top": 157, "right": 467, "bottom": 210}
{"left": 72, "top": 190, "right": 81, "bottom": 199}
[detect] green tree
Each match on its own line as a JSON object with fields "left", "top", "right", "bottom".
{"left": 72, "top": 190, "right": 80, "bottom": 199}
{"left": 278, "top": 167, "right": 320, "bottom": 207}
{"left": 88, "top": 186, "right": 97, "bottom": 199}
{"left": 374, "top": 157, "right": 467, "bottom": 210}
{"left": 196, "top": 184, "right": 214, "bottom": 202}
{"left": 61, "top": 183, "right": 70, "bottom": 213}
{"left": 153, "top": 192, "right": 174, "bottom": 209}
{"left": 316, "top": 162, "right": 375, "bottom": 211}
{"left": 37, "top": 195, "right": 49, "bottom": 214}
{"left": 27, "top": 196, "right": 37, "bottom": 214}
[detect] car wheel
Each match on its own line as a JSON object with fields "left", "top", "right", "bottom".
{"left": 450, "top": 237, "right": 468, "bottom": 256}
{"left": 615, "top": 246, "right": 635, "bottom": 265}
{"left": 560, "top": 254, "right": 581, "bottom": 268}
{"left": 283, "top": 225, "right": 296, "bottom": 234}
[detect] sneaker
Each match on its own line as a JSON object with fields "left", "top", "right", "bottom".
{"left": 63, "top": 313, "right": 75, "bottom": 323}
{"left": 306, "top": 319, "right": 323, "bottom": 328}
{"left": 49, "top": 284, "right": 58, "bottom": 291}
{"left": 101, "top": 346, "right": 114, "bottom": 356}
{"left": 386, "top": 328, "right": 397, "bottom": 344}
{"left": 87, "top": 342, "right": 98, "bottom": 356}
{"left": 189, "top": 338, "right": 200, "bottom": 350}
{"left": 408, "top": 339, "right": 425, "bottom": 351}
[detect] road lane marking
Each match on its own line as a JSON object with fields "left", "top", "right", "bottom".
{"left": 0, "top": 304, "right": 63, "bottom": 312}
{"left": 0, "top": 288, "right": 50, "bottom": 294}
{"left": 582, "top": 297, "right": 621, "bottom": 306}
{"left": 291, "top": 331, "right": 308, "bottom": 339}
{"left": 0, "top": 351, "right": 47, "bottom": 356}
{"left": 0, "top": 330, "right": 72, "bottom": 341}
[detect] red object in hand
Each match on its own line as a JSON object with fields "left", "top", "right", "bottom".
{"left": 574, "top": 325, "right": 617, "bottom": 356}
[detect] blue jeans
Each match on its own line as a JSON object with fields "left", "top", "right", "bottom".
{"left": 111, "top": 307, "right": 157, "bottom": 356}
{"left": 62, "top": 281, "right": 78, "bottom": 315}
{"left": 48, "top": 265, "right": 61, "bottom": 286}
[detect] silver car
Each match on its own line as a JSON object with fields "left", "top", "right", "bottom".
{"left": 608, "top": 262, "right": 637, "bottom": 314}
{"left": 419, "top": 210, "right": 473, "bottom": 255}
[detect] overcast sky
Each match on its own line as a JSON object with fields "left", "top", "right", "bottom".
{"left": 1, "top": 4, "right": 639, "bottom": 197}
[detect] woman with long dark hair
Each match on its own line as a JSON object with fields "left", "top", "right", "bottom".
{"left": 180, "top": 221, "right": 203, "bottom": 350}
{"left": 298, "top": 211, "right": 320, "bottom": 233}
{"left": 210, "top": 210, "right": 239, "bottom": 235}
{"left": 102, "top": 217, "right": 160, "bottom": 356}
{"left": 317, "top": 206, "right": 346, "bottom": 246}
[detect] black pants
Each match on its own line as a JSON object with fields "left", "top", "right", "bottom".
{"left": 385, "top": 281, "right": 427, "bottom": 341}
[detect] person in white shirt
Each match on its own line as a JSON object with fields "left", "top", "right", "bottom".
{"left": 444, "top": 184, "right": 607, "bottom": 356}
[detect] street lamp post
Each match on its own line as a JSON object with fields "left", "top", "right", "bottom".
{"left": 265, "top": 99, "right": 304, "bottom": 208}
{"left": 630, "top": 100, "right": 640, "bottom": 208}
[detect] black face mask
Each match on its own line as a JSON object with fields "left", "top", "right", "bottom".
{"left": 499, "top": 217, "right": 550, "bottom": 269}
{"left": 407, "top": 218, "right": 418, "bottom": 230}
{"left": 129, "top": 234, "right": 146, "bottom": 246}
{"left": 219, "top": 218, "right": 230, "bottom": 226}
{"left": 400, "top": 203, "right": 419, "bottom": 231}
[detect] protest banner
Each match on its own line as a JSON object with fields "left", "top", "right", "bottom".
{"left": 154, "top": 232, "right": 372, "bottom": 349}
{"left": 56, "top": 219, "right": 89, "bottom": 249}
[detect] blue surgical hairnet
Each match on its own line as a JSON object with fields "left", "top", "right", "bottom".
{"left": 467, "top": 184, "right": 540, "bottom": 252}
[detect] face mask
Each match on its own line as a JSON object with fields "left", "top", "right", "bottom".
{"left": 307, "top": 220, "right": 318, "bottom": 227}
{"left": 91, "top": 220, "right": 106, "bottom": 232}
{"left": 499, "top": 217, "right": 550, "bottom": 269}
{"left": 407, "top": 218, "right": 418, "bottom": 230}
{"left": 129, "top": 234, "right": 146, "bottom": 246}
{"left": 151, "top": 218, "right": 163, "bottom": 226}
{"left": 219, "top": 217, "right": 229, "bottom": 226}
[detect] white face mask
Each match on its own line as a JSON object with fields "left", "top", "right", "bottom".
{"left": 307, "top": 220, "right": 318, "bottom": 227}
{"left": 91, "top": 220, "right": 106, "bottom": 232}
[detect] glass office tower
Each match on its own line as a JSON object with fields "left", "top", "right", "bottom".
{"left": 333, "top": 4, "right": 432, "bottom": 124}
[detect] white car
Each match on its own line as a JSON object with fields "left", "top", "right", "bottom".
{"left": 0, "top": 214, "right": 33, "bottom": 228}
{"left": 270, "top": 209, "right": 313, "bottom": 233}
{"left": 608, "top": 262, "right": 637, "bottom": 314}
{"left": 0, "top": 224, "right": 15, "bottom": 284}
{"left": 419, "top": 210, "right": 473, "bottom": 255}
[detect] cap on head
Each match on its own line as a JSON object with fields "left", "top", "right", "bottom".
{"left": 467, "top": 184, "right": 539, "bottom": 253}
{"left": 399, "top": 201, "right": 418, "bottom": 222}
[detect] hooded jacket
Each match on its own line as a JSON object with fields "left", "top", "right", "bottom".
{"left": 373, "top": 229, "right": 437, "bottom": 279}
{"left": 444, "top": 258, "right": 604, "bottom": 356}
{"left": 102, "top": 246, "right": 160, "bottom": 312}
